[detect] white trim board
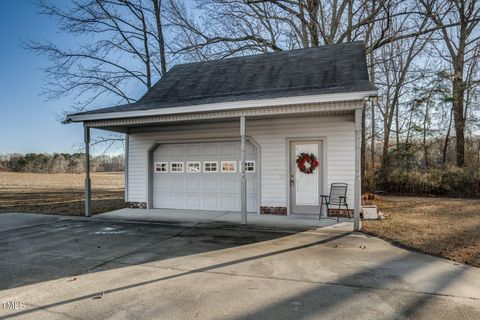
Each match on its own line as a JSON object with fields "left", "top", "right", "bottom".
{"left": 67, "top": 90, "right": 377, "bottom": 122}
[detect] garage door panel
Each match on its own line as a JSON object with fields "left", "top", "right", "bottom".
{"left": 186, "top": 144, "right": 202, "bottom": 156}
{"left": 203, "top": 179, "right": 219, "bottom": 192}
{"left": 203, "top": 195, "right": 219, "bottom": 210}
{"left": 153, "top": 194, "right": 169, "bottom": 208}
{"left": 169, "top": 194, "right": 185, "bottom": 207}
{"left": 220, "top": 143, "right": 237, "bottom": 155}
{"left": 153, "top": 141, "right": 258, "bottom": 211}
{"left": 220, "top": 195, "right": 239, "bottom": 210}
{"left": 203, "top": 144, "right": 218, "bottom": 156}
{"left": 155, "top": 178, "right": 168, "bottom": 191}
{"left": 168, "top": 178, "right": 184, "bottom": 191}
{"left": 169, "top": 145, "right": 185, "bottom": 156}
{"left": 247, "top": 179, "right": 257, "bottom": 192}
{"left": 247, "top": 195, "right": 257, "bottom": 212}
{"left": 185, "top": 178, "right": 202, "bottom": 191}
{"left": 156, "top": 145, "right": 168, "bottom": 153}
{"left": 220, "top": 178, "right": 239, "bottom": 192}
{"left": 186, "top": 195, "right": 202, "bottom": 209}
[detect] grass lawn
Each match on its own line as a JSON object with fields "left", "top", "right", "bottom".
{"left": 0, "top": 172, "right": 125, "bottom": 216}
{"left": 362, "top": 196, "right": 480, "bottom": 267}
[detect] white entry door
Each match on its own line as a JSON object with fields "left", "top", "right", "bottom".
{"left": 290, "top": 141, "right": 323, "bottom": 215}
{"left": 153, "top": 141, "right": 258, "bottom": 212}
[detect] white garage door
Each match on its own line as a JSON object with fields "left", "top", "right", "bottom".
{"left": 153, "top": 141, "right": 258, "bottom": 212}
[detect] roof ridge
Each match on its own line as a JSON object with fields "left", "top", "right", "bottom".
{"left": 175, "top": 41, "right": 365, "bottom": 67}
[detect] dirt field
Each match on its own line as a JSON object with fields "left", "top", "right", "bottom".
{"left": 0, "top": 172, "right": 125, "bottom": 216}
{"left": 362, "top": 196, "right": 480, "bottom": 267}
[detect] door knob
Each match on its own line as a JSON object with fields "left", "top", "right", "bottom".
{"left": 290, "top": 175, "right": 295, "bottom": 186}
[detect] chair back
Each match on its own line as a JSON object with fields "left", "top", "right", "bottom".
{"left": 329, "top": 183, "right": 348, "bottom": 204}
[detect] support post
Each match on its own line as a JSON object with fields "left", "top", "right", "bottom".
{"left": 240, "top": 116, "right": 247, "bottom": 225}
{"left": 354, "top": 109, "right": 362, "bottom": 231}
{"left": 147, "top": 144, "right": 156, "bottom": 210}
{"left": 84, "top": 126, "right": 92, "bottom": 217}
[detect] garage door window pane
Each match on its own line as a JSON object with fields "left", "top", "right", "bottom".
{"left": 204, "top": 161, "right": 218, "bottom": 172}
{"left": 187, "top": 162, "right": 201, "bottom": 173}
{"left": 171, "top": 162, "right": 184, "bottom": 173}
{"left": 221, "top": 161, "right": 236, "bottom": 173}
{"left": 155, "top": 162, "right": 168, "bottom": 173}
{"left": 239, "top": 161, "right": 255, "bottom": 172}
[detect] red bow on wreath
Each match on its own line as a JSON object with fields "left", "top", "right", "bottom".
{"left": 296, "top": 152, "right": 319, "bottom": 174}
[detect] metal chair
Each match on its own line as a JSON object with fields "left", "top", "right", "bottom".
{"left": 320, "top": 183, "right": 350, "bottom": 221}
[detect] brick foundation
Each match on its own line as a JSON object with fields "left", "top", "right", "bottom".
{"left": 260, "top": 206, "right": 287, "bottom": 215}
{"left": 126, "top": 202, "right": 147, "bottom": 209}
{"left": 327, "top": 208, "right": 354, "bottom": 218}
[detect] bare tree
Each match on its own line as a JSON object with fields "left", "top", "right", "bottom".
{"left": 169, "top": 0, "right": 396, "bottom": 56}
{"left": 420, "top": 0, "right": 480, "bottom": 167}
{"left": 165, "top": 0, "right": 287, "bottom": 60}
{"left": 152, "top": 0, "right": 168, "bottom": 76}
{"left": 375, "top": 23, "right": 431, "bottom": 174}
{"left": 25, "top": 0, "right": 169, "bottom": 113}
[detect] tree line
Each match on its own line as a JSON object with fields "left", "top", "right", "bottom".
{"left": 0, "top": 153, "right": 124, "bottom": 174}
{"left": 27, "top": 0, "right": 480, "bottom": 196}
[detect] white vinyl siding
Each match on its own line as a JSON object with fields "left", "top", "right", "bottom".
{"left": 126, "top": 107, "right": 358, "bottom": 209}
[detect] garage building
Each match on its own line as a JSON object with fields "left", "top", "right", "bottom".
{"left": 65, "top": 41, "right": 378, "bottom": 230}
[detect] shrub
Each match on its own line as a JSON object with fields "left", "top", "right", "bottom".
{"left": 373, "top": 166, "right": 480, "bottom": 198}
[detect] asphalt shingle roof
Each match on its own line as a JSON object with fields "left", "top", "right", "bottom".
{"left": 71, "top": 41, "right": 376, "bottom": 117}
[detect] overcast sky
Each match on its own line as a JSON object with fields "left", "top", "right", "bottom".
{"left": 0, "top": 1, "right": 123, "bottom": 155}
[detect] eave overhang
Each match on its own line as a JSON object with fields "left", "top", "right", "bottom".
{"left": 65, "top": 90, "right": 378, "bottom": 125}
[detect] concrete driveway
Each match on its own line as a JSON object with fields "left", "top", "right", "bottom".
{"left": 0, "top": 213, "right": 479, "bottom": 320}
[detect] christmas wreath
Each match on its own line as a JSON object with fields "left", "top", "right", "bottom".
{"left": 296, "top": 152, "right": 319, "bottom": 174}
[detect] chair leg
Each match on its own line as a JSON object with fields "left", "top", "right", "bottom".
{"left": 337, "top": 202, "right": 341, "bottom": 222}
{"left": 346, "top": 203, "right": 350, "bottom": 219}
{"left": 319, "top": 200, "right": 323, "bottom": 220}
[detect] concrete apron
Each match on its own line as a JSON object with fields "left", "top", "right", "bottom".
{"left": 92, "top": 208, "right": 353, "bottom": 232}
{"left": 0, "top": 212, "right": 479, "bottom": 320}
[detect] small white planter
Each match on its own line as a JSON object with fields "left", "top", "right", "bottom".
{"left": 362, "top": 205, "right": 378, "bottom": 220}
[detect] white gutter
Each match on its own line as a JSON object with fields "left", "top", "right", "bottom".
{"left": 66, "top": 90, "right": 378, "bottom": 123}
